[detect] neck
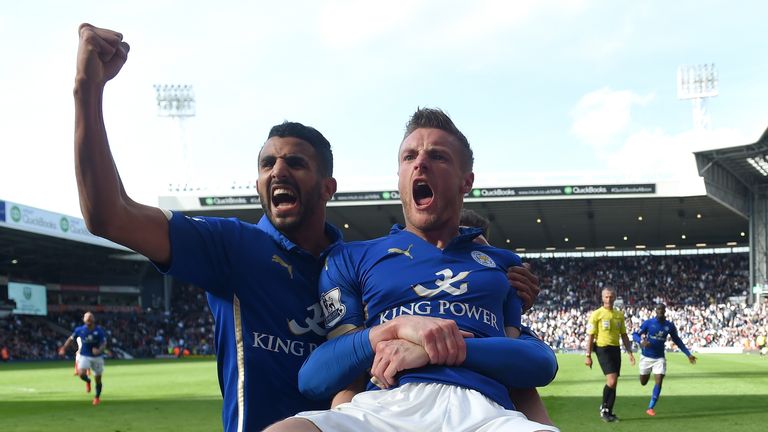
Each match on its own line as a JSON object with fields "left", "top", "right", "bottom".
{"left": 405, "top": 223, "right": 459, "bottom": 250}
{"left": 286, "top": 219, "right": 331, "bottom": 258}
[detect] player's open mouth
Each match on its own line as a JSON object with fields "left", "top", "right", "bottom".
{"left": 413, "top": 180, "right": 434, "bottom": 208}
{"left": 271, "top": 186, "right": 298, "bottom": 211}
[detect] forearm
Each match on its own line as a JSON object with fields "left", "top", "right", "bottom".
{"left": 509, "top": 388, "right": 554, "bottom": 426}
{"left": 585, "top": 334, "right": 595, "bottom": 355}
{"left": 671, "top": 335, "right": 692, "bottom": 357}
{"left": 298, "top": 328, "right": 374, "bottom": 400}
{"left": 60, "top": 337, "right": 74, "bottom": 351}
{"left": 74, "top": 81, "right": 170, "bottom": 263}
{"left": 331, "top": 373, "right": 367, "bottom": 408}
{"left": 74, "top": 82, "right": 123, "bottom": 237}
{"left": 621, "top": 334, "right": 634, "bottom": 353}
{"left": 463, "top": 335, "right": 558, "bottom": 388}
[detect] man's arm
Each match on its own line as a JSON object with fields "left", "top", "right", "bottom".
{"left": 507, "top": 264, "right": 539, "bottom": 312}
{"left": 632, "top": 321, "right": 649, "bottom": 347}
{"left": 299, "top": 316, "right": 467, "bottom": 400}
{"left": 621, "top": 333, "right": 636, "bottom": 366}
{"left": 460, "top": 326, "right": 558, "bottom": 389}
{"left": 58, "top": 335, "right": 75, "bottom": 356}
{"left": 92, "top": 331, "right": 108, "bottom": 356}
{"left": 584, "top": 334, "right": 595, "bottom": 368}
{"left": 669, "top": 325, "right": 696, "bottom": 364}
{"left": 509, "top": 388, "right": 553, "bottom": 426}
{"left": 74, "top": 23, "right": 170, "bottom": 265}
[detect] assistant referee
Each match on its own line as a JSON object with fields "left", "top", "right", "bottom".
{"left": 585, "top": 286, "right": 635, "bottom": 422}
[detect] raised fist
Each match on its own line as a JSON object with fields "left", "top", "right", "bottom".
{"left": 76, "top": 23, "right": 130, "bottom": 86}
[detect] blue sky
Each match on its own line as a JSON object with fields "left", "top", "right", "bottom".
{"left": 1, "top": 0, "right": 767, "bottom": 217}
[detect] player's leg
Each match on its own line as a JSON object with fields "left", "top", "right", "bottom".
{"left": 638, "top": 355, "right": 652, "bottom": 385}
{"left": 604, "top": 372, "right": 619, "bottom": 419}
{"left": 78, "top": 356, "right": 92, "bottom": 392}
{"left": 91, "top": 358, "right": 105, "bottom": 405}
{"left": 649, "top": 374, "right": 664, "bottom": 410}
{"left": 596, "top": 346, "right": 622, "bottom": 421}
{"left": 92, "top": 375, "right": 102, "bottom": 405}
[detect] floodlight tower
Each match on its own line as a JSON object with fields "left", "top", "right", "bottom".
{"left": 154, "top": 84, "right": 196, "bottom": 190}
{"left": 677, "top": 64, "right": 718, "bottom": 130}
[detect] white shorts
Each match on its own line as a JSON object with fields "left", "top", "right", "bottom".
{"left": 295, "top": 382, "right": 559, "bottom": 432}
{"left": 638, "top": 355, "right": 666, "bottom": 376}
{"left": 77, "top": 356, "right": 105, "bottom": 375}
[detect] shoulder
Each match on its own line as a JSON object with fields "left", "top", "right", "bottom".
{"left": 328, "top": 237, "right": 385, "bottom": 260}
{"left": 173, "top": 213, "right": 265, "bottom": 237}
{"left": 473, "top": 246, "right": 521, "bottom": 268}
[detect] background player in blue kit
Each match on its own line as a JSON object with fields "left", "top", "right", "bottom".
{"left": 269, "top": 108, "right": 559, "bottom": 432}
{"left": 73, "top": 25, "right": 542, "bottom": 431}
{"left": 58, "top": 312, "right": 107, "bottom": 405}
{"left": 632, "top": 304, "right": 697, "bottom": 416}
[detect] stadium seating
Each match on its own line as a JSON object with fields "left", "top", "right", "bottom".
{"left": 2, "top": 253, "right": 765, "bottom": 360}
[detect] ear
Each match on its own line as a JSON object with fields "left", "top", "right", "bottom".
{"left": 322, "top": 177, "right": 337, "bottom": 202}
{"left": 461, "top": 172, "right": 474, "bottom": 194}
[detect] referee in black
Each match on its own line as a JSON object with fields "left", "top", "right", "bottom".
{"left": 585, "top": 286, "right": 635, "bottom": 422}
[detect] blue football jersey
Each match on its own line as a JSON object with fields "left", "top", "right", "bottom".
{"left": 319, "top": 225, "right": 522, "bottom": 409}
{"left": 163, "top": 213, "right": 342, "bottom": 432}
{"left": 72, "top": 325, "right": 106, "bottom": 357}
{"left": 636, "top": 317, "right": 691, "bottom": 359}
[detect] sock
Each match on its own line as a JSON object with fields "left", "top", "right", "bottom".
{"left": 80, "top": 374, "right": 91, "bottom": 384}
{"left": 606, "top": 386, "right": 617, "bottom": 414}
{"left": 96, "top": 383, "right": 102, "bottom": 397}
{"left": 602, "top": 385, "right": 610, "bottom": 412}
{"left": 649, "top": 384, "right": 662, "bottom": 409}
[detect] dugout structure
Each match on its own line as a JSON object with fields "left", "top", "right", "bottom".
{"left": 695, "top": 127, "right": 768, "bottom": 303}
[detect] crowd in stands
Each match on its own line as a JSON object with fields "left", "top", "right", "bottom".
{"left": 523, "top": 253, "right": 766, "bottom": 352}
{"left": 2, "top": 252, "right": 766, "bottom": 361}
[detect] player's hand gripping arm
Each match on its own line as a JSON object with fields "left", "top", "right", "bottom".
{"left": 74, "top": 24, "right": 170, "bottom": 265}
{"left": 298, "top": 316, "right": 469, "bottom": 400}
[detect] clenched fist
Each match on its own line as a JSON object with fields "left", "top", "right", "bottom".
{"left": 76, "top": 23, "right": 130, "bottom": 86}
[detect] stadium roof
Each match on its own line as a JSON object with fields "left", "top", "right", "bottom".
{"left": 0, "top": 181, "right": 750, "bottom": 287}
{"left": 0, "top": 225, "right": 148, "bottom": 286}
{"left": 166, "top": 183, "right": 748, "bottom": 254}
{"left": 694, "top": 127, "right": 768, "bottom": 191}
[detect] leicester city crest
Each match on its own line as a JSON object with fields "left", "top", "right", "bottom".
{"left": 471, "top": 251, "right": 496, "bottom": 268}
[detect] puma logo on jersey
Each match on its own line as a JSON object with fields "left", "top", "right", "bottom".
{"left": 413, "top": 268, "right": 470, "bottom": 297}
{"left": 272, "top": 254, "right": 293, "bottom": 279}
{"left": 388, "top": 244, "right": 414, "bottom": 259}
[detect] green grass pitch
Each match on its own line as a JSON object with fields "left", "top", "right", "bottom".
{"left": 1, "top": 354, "right": 767, "bottom": 431}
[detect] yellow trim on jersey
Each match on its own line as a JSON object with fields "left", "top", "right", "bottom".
{"left": 587, "top": 306, "right": 627, "bottom": 347}
{"left": 328, "top": 324, "right": 360, "bottom": 340}
{"left": 234, "top": 294, "right": 245, "bottom": 432}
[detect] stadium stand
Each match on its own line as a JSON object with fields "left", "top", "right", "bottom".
{"left": 3, "top": 252, "right": 765, "bottom": 360}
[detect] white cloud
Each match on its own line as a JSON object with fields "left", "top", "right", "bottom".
{"left": 570, "top": 87, "right": 655, "bottom": 148}
{"left": 604, "top": 127, "right": 750, "bottom": 181}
